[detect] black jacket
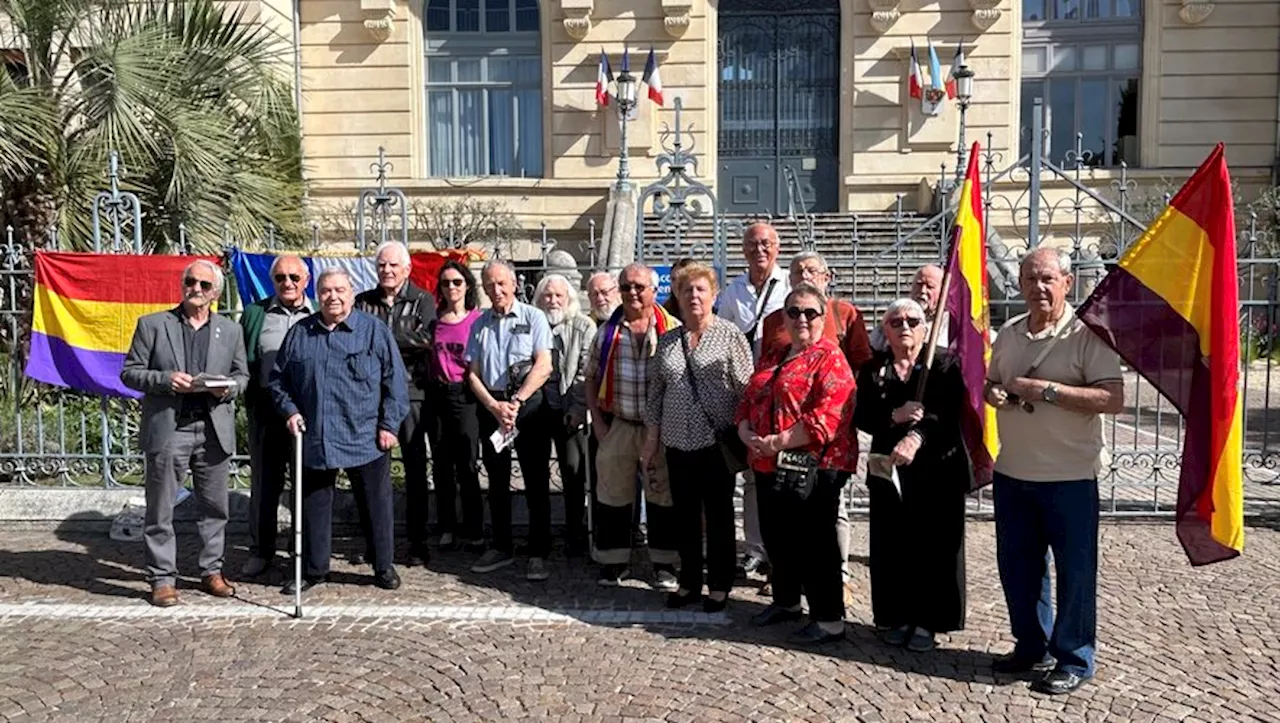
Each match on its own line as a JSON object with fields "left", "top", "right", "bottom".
{"left": 354, "top": 281, "right": 438, "bottom": 400}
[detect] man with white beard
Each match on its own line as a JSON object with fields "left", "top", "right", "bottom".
{"left": 586, "top": 271, "right": 621, "bottom": 326}
{"left": 534, "top": 274, "right": 598, "bottom": 556}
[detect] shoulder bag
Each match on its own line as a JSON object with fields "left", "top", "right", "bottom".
{"left": 766, "top": 349, "right": 831, "bottom": 500}
{"left": 680, "top": 329, "right": 749, "bottom": 474}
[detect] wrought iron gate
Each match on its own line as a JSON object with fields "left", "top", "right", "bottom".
{"left": 717, "top": 0, "right": 840, "bottom": 215}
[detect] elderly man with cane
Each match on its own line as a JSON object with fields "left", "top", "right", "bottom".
{"left": 270, "top": 267, "right": 410, "bottom": 595}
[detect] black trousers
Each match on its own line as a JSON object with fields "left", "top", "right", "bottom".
{"left": 430, "top": 381, "right": 482, "bottom": 540}
{"left": 400, "top": 398, "right": 432, "bottom": 550}
{"left": 667, "top": 445, "right": 736, "bottom": 594}
{"left": 541, "top": 404, "right": 587, "bottom": 546}
{"left": 758, "top": 469, "right": 845, "bottom": 623}
{"left": 478, "top": 390, "right": 552, "bottom": 556}
{"left": 302, "top": 453, "right": 394, "bottom": 577}
{"left": 247, "top": 395, "right": 291, "bottom": 558}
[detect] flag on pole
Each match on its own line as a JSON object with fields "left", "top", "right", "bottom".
{"left": 946, "top": 42, "right": 964, "bottom": 99}
{"left": 908, "top": 40, "right": 924, "bottom": 101}
{"left": 927, "top": 38, "right": 945, "bottom": 94}
{"left": 642, "top": 46, "right": 665, "bottom": 106}
{"left": 595, "top": 50, "right": 613, "bottom": 106}
{"left": 944, "top": 142, "right": 999, "bottom": 488}
{"left": 25, "top": 251, "right": 220, "bottom": 398}
{"left": 1077, "top": 142, "right": 1244, "bottom": 566}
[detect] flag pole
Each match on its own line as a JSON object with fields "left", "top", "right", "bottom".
{"left": 914, "top": 226, "right": 960, "bottom": 402}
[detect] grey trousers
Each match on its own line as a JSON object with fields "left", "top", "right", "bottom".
{"left": 143, "top": 420, "right": 231, "bottom": 588}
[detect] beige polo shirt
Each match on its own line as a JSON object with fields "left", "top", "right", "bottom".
{"left": 987, "top": 306, "right": 1123, "bottom": 482}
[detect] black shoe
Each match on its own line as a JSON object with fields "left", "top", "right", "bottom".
{"left": 666, "top": 590, "right": 701, "bottom": 609}
{"left": 281, "top": 575, "right": 327, "bottom": 595}
{"left": 348, "top": 550, "right": 372, "bottom": 566}
{"left": 1031, "top": 669, "right": 1090, "bottom": 695}
{"left": 702, "top": 595, "right": 728, "bottom": 614}
{"left": 788, "top": 621, "right": 846, "bottom": 645}
{"left": 406, "top": 548, "right": 430, "bottom": 567}
{"left": 374, "top": 567, "right": 402, "bottom": 590}
{"left": 993, "top": 652, "right": 1056, "bottom": 675}
{"left": 751, "top": 604, "right": 803, "bottom": 627}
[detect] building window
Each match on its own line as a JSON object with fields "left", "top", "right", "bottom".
{"left": 424, "top": 0, "right": 543, "bottom": 178}
{"left": 1020, "top": 0, "right": 1141, "bottom": 168}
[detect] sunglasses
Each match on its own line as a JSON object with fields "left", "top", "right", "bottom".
{"left": 785, "top": 306, "right": 823, "bottom": 322}
{"left": 888, "top": 317, "right": 924, "bottom": 329}
{"left": 273, "top": 273, "right": 302, "bottom": 284}
{"left": 620, "top": 283, "right": 649, "bottom": 293}
{"left": 183, "top": 277, "right": 214, "bottom": 292}
{"left": 442, "top": 278, "right": 466, "bottom": 288}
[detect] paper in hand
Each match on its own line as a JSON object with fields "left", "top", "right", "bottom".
{"left": 867, "top": 453, "right": 903, "bottom": 499}
{"left": 489, "top": 427, "right": 519, "bottom": 453}
{"left": 192, "top": 373, "right": 235, "bottom": 391}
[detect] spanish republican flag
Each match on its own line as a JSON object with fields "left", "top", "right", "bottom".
{"left": 1078, "top": 143, "right": 1243, "bottom": 566}
{"left": 25, "top": 251, "right": 219, "bottom": 398}
{"left": 945, "top": 142, "right": 999, "bottom": 489}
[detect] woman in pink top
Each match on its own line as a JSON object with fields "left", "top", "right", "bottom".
{"left": 429, "top": 261, "right": 484, "bottom": 549}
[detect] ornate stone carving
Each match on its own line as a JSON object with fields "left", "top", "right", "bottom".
{"left": 867, "top": 0, "right": 900, "bottom": 33}
{"left": 662, "top": 0, "right": 692, "bottom": 38}
{"left": 967, "top": 0, "right": 1001, "bottom": 32}
{"left": 360, "top": 0, "right": 396, "bottom": 41}
{"left": 561, "top": 0, "right": 593, "bottom": 40}
{"left": 1178, "top": 0, "right": 1215, "bottom": 24}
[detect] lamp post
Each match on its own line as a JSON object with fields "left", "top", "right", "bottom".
{"left": 951, "top": 60, "right": 976, "bottom": 187}
{"left": 614, "top": 55, "right": 639, "bottom": 191}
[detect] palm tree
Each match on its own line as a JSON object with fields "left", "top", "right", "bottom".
{"left": 0, "top": 0, "right": 305, "bottom": 252}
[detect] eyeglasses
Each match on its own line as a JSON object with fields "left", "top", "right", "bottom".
{"left": 588, "top": 286, "right": 618, "bottom": 296}
{"left": 785, "top": 306, "right": 823, "bottom": 322}
{"left": 184, "top": 277, "right": 214, "bottom": 292}
{"left": 273, "top": 273, "right": 302, "bottom": 284}
{"left": 744, "top": 240, "right": 776, "bottom": 251}
{"left": 887, "top": 317, "right": 923, "bottom": 329}
{"left": 441, "top": 278, "right": 466, "bottom": 288}
{"left": 619, "top": 283, "right": 649, "bottom": 293}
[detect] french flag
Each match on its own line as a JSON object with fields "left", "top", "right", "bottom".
{"left": 595, "top": 50, "right": 613, "bottom": 106}
{"left": 642, "top": 46, "right": 665, "bottom": 106}
{"left": 908, "top": 40, "right": 923, "bottom": 101}
{"left": 946, "top": 42, "right": 964, "bottom": 99}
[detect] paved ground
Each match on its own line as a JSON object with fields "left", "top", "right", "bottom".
{"left": 2, "top": 521, "right": 1280, "bottom": 722}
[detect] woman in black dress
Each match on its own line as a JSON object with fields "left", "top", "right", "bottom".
{"left": 854, "top": 297, "right": 970, "bottom": 652}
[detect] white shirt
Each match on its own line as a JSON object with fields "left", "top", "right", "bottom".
{"left": 715, "top": 265, "right": 790, "bottom": 360}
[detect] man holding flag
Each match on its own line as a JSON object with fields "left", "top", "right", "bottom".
{"left": 984, "top": 246, "right": 1125, "bottom": 694}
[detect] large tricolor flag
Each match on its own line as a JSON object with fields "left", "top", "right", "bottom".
{"left": 1077, "top": 142, "right": 1244, "bottom": 566}
{"left": 908, "top": 40, "right": 924, "bottom": 101}
{"left": 227, "top": 248, "right": 474, "bottom": 307}
{"left": 595, "top": 50, "right": 613, "bottom": 106}
{"left": 25, "top": 251, "right": 220, "bottom": 398}
{"left": 944, "top": 142, "right": 998, "bottom": 488}
{"left": 642, "top": 46, "right": 665, "bottom": 106}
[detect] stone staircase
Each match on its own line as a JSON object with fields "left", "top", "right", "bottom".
{"left": 640, "top": 211, "right": 947, "bottom": 314}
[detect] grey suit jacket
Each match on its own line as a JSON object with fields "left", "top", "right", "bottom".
{"left": 120, "top": 309, "right": 250, "bottom": 456}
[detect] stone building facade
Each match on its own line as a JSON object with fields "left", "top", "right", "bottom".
{"left": 252, "top": 0, "right": 1280, "bottom": 245}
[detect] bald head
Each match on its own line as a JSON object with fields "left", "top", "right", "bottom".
{"left": 910, "top": 264, "right": 944, "bottom": 317}
{"left": 741, "top": 222, "right": 780, "bottom": 279}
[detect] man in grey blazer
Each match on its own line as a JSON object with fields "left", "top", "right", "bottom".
{"left": 121, "top": 259, "right": 249, "bottom": 608}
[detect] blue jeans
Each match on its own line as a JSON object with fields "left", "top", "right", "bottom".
{"left": 993, "top": 472, "right": 1099, "bottom": 678}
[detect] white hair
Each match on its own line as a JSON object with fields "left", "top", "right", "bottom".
{"left": 373, "top": 241, "right": 411, "bottom": 266}
{"left": 182, "top": 259, "right": 225, "bottom": 295}
{"left": 619, "top": 262, "right": 660, "bottom": 290}
{"left": 790, "top": 251, "right": 828, "bottom": 274}
{"left": 482, "top": 258, "right": 517, "bottom": 281}
{"left": 534, "top": 273, "right": 581, "bottom": 320}
{"left": 586, "top": 270, "right": 615, "bottom": 290}
{"left": 883, "top": 297, "right": 925, "bottom": 322}
{"left": 1021, "top": 247, "right": 1072, "bottom": 275}
{"left": 268, "top": 254, "right": 309, "bottom": 280}
{"left": 316, "top": 266, "right": 353, "bottom": 288}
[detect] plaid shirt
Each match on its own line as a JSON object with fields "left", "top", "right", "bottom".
{"left": 587, "top": 318, "right": 658, "bottom": 423}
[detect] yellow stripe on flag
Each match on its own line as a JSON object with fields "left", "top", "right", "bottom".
{"left": 1117, "top": 207, "right": 1216, "bottom": 357}
{"left": 32, "top": 286, "right": 174, "bottom": 354}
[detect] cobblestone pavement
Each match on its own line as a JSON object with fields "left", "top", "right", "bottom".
{"left": 2, "top": 521, "right": 1280, "bottom": 722}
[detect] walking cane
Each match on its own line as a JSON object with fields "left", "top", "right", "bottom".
{"left": 585, "top": 410, "right": 598, "bottom": 562}
{"left": 292, "top": 421, "right": 305, "bottom": 619}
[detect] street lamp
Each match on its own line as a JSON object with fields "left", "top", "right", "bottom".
{"left": 952, "top": 60, "right": 976, "bottom": 186}
{"left": 614, "top": 58, "right": 639, "bottom": 191}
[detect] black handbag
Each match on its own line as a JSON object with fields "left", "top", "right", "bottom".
{"left": 680, "top": 330, "right": 749, "bottom": 474}
{"left": 773, "top": 448, "right": 829, "bottom": 501}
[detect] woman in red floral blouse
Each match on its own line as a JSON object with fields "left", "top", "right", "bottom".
{"left": 734, "top": 283, "right": 857, "bottom": 645}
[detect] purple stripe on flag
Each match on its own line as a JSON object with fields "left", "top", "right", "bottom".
{"left": 24, "top": 332, "right": 140, "bottom": 399}
{"left": 945, "top": 242, "right": 995, "bottom": 489}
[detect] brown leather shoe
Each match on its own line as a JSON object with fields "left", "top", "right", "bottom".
{"left": 150, "top": 585, "right": 180, "bottom": 607}
{"left": 201, "top": 573, "right": 235, "bottom": 598}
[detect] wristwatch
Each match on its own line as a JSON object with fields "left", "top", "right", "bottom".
{"left": 511, "top": 395, "right": 525, "bottom": 408}
{"left": 1042, "top": 384, "right": 1059, "bottom": 404}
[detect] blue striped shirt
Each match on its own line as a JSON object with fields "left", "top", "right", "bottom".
{"left": 269, "top": 309, "right": 409, "bottom": 469}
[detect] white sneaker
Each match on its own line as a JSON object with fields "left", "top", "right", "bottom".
{"left": 526, "top": 557, "right": 549, "bottom": 581}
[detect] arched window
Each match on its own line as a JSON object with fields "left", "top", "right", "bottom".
{"left": 424, "top": 0, "right": 543, "bottom": 178}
